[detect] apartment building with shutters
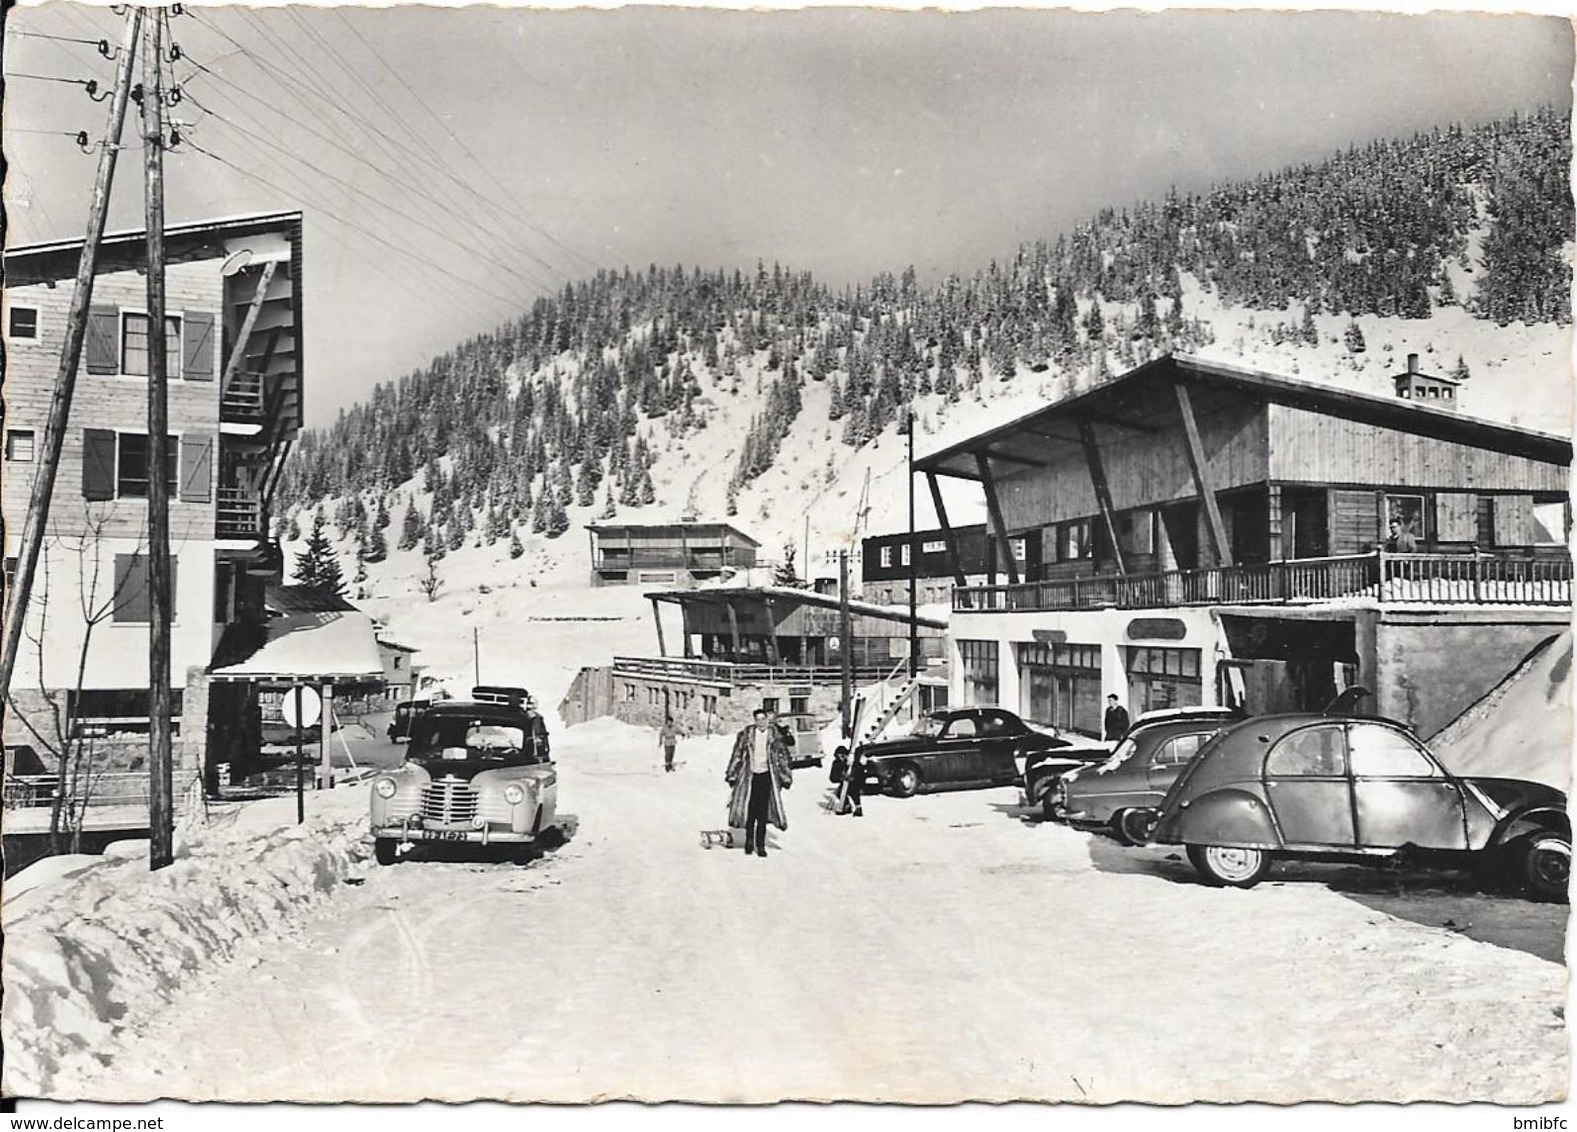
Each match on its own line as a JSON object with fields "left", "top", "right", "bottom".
{"left": 2, "top": 212, "right": 304, "bottom": 786}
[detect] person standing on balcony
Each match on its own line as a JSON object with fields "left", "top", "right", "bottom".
{"left": 1386, "top": 519, "right": 1418, "bottom": 553}
{"left": 725, "top": 707, "right": 793, "bottom": 857}
{"left": 1103, "top": 694, "right": 1131, "bottom": 742}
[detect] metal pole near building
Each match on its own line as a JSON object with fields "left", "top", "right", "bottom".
{"left": 0, "top": 8, "right": 143, "bottom": 704}
{"left": 839, "top": 550, "right": 854, "bottom": 739}
{"left": 294, "top": 684, "right": 306, "bottom": 825}
{"left": 143, "top": 10, "right": 175, "bottom": 872}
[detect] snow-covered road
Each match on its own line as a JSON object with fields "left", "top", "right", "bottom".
{"left": 46, "top": 722, "right": 1569, "bottom": 1104}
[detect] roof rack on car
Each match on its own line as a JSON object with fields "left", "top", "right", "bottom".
{"left": 471, "top": 685, "right": 536, "bottom": 709}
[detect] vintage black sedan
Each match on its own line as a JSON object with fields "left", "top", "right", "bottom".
{"left": 1151, "top": 714, "right": 1569, "bottom": 900}
{"left": 858, "top": 707, "right": 1079, "bottom": 798}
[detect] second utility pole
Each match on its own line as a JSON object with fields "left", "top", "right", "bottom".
{"left": 143, "top": 9, "right": 175, "bottom": 872}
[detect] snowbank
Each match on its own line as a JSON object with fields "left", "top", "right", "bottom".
{"left": 1, "top": 787, "right": 371, "bottom": 1097}
{"left": 1431, "top": 630, "right": 1574, "bottom": 791}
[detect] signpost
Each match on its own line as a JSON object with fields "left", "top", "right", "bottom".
{"left": 281, "top": 684, "right": 322, "bottom": 825}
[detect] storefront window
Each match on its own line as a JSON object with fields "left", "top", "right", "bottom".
{"left": 958, "top": 639, "right": 999, "bottom": 706}
{"left": 1016, "top": 641, "right": 1101, "bottom": 734}
{"left": 1126, "top": 645, "right": 1203, "bottom": 713}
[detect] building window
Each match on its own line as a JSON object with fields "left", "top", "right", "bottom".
{"left": 393, "top": 656, "right": 404, "bottom": 670}
{"left": 1126, "top": 646, "right": 1202, "bottom": 713}
{"left": 1016, "top": 642, "right": 1101, "bottom": 734}
{"left": 6, "top": 430, "right": 36, "bottom": 462}
{"left": 68, "top": 688, "right": 184, "bottom": 736}
{"left": 702, "top": 694, "right": 717, "bottom": 714}
{"left": 958, "top": 639, "right": 999, "bottom": 706}
{"left": 1384, "top": 494, "right": 1426, "bottom": 550}
{"left": 1009, "top": 537, "right": 1026, "bottom": 561}
{"left": 121, "top": 313, "right": 183, "bottom": 378}
{"left": 761, "top": 697, "right": 780, "bottom": 714}
{"left": 900, "top": 544, "right": 912, "bottom": 567}
{"left": 922, "top": 539, "right": 946, "bottom": 554}
{"left": 111, "top": 554, "right": 179, "bottom": 623}
{"left": 1056, "top": 520, "right": 1092, "bottom": 562}
{"left": 789, "top": 695, "right": 809, "bottom": 716}
{"left": 116, "top": 433, "right": 178, "bottom": 498}
{"left": 7, "top": 306, "right": 39, "bottom": 340}
{"left": 880, "top": 546, "right": 893, "bottom": 568}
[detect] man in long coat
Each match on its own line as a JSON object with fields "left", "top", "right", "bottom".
{"left": 725, "top": 708, "right": 793, "bottom": 856}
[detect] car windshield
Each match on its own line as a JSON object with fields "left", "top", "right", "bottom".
{"left": 910, "top": 715, "right": 946, "bottom": 739}
{"left": 410, "top": 715, "right": 535, "bottom": 761}
{"left": 1093, "top": 736, "right": 1139, "bottom": 776}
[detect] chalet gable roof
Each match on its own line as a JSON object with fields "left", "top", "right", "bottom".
{"left": 913, "top": 353, "right": 1571, "bottom": 480}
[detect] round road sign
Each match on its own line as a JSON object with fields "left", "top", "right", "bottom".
{"left": 280, "top": 685, "right": 323, "bottom": 730}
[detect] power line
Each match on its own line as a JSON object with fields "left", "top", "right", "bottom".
{"left": 181, "top": 90, "right": 557, "bottom": 296}
{"left": 180, "top": 138, "right": 528, "bottom": 321}
{"left": 330, "top": 9, "right": 599, "bottom": 275}
{"left": 191, "top": 7, "right": 587, "bottom": 285}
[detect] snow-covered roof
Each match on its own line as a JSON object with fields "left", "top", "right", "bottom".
{"left": 210, "top": 611, "right": 384, "bottom": 682}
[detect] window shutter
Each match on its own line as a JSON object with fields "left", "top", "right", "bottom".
{"left": 113, "top": 554, "right": 148, "bottom": 622}
{"left": 1493, "top": 495, "right": 1536, "bottom": 546}
{"left": 183, "top": 311, "right": 215, "bottom": 381}
{"left": 82, "top": 429, "right": 117, "bottom": 500}
{"left": 179, "top": 435, "right": 212, "bottom": 502}
{"left": 1436, "top": 493, "right": 1477, "bottom": 542}
{"left": 85, "top": 307, "right": 119, "bottom": 374}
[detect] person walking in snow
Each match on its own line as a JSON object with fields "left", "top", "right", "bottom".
{"left": 834, "top": 745, "right": 864, "bottom": 817}
{"left": 725, "top": 707, "right": 793, "bottom": 857}
{"left": 659, "top": 715, "right": 681, "bottom": 773}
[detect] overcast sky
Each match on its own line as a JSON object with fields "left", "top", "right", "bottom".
{"left": 4, "top": 3, "right": 1571, "bottom": 425}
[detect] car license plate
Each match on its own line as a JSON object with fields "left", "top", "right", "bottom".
{"left": 414, "top": 828, "right": 470, "bottom": 842}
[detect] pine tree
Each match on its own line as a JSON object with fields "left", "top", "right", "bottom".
{"left": 600, "top": 485, "right": 617, "bottom": 519}
{"left": 1451, "top": 354, "right": 1472, "bottom": 382}
{"left": 1343, "top": 320, "right": 1367, "bottom": 354}
{"left": 508, "top": 528, "right": 525, "bottom": 559}
{"left": 365, "top": 523, "right": 388, "bottom": 563}
{"left": 1299, "top": 305, "right": 1318, "bottom": 346}
{"left": 292, "top": 514, "right": 346, "bottom": 596}
{"left": 398, "top": 503, "right": 424, "bottom": 551}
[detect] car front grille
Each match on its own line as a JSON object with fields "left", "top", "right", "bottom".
{"left": 421, "top": 776, "right": 479, "bottom": 826}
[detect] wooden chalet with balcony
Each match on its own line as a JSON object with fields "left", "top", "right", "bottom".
{"left": 913, "top": 354, "right": 1571, "bottom": 740}
{"left": 560, "top": 585, "right": 950, "bottom": 737}
{"left": 585, "top": 521, "right": 760, "bottom": 587}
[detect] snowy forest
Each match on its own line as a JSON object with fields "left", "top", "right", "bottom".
{"left": 276, "top": 108, "right": 1572, "bottom": 566}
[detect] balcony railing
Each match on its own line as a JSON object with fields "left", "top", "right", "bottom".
{"left": 217, "top": 486, "right": 264, "bottom": 540}
{"left": 612, "top": 655, "right": 899, "bottom": 686}
{"left": 954, "top": 551, "right": 1573, "bottom": 614}
{"left": 594, "top": 553, "right": 740, "bottom": 571}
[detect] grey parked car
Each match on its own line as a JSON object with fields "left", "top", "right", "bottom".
{"left": 1051, "top": 712, "right": 1239, "bottom": 842}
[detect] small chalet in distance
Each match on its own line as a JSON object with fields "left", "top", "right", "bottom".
{"left": 585, "top": 521, "right": 760, "bottom": 587}
{"left": 1392, "top": 352, "right": 1460, "bottom": 408}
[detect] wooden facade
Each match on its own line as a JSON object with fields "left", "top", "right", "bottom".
{"left": 586, "top": 521, "right": 760, "bottom": 586}
{"left": 916, "top": 354, "right": 1571, "bottom": 595}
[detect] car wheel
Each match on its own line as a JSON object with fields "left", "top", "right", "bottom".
{"left": 1518, "top": 832, "right": 1571, "bottom": 903}
{"left": 1113, "top": 808, "right": 1154, "bottom": 847}
{"left": 1040, "top": 791, "right": 1064, "bottom": 823}
{"left": 890, "top": 764, "right": 921, "bottom": 798}
{"left": 1186, "top": 843, "right": 1271, "bottom": 888}
{"left": 374, "top": 838, "right": 399, "bottom": 866}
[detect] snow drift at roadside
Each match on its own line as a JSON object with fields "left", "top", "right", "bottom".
{"left": 1, "top": 789, "right": 369, "bottom": 1097}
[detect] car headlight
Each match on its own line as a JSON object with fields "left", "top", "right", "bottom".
{"left": 503, "top": 783, "right": 527, "bottom": 805}
{"left": 374, "top": 778, "right": 398, "bottom": 799}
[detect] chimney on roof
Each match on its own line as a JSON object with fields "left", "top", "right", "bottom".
{"left": 1407, "top": 353, "right": 1419, "bottom": 375}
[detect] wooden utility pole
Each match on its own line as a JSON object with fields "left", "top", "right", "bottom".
{"left": 839, "top": 550, "right": 852, "bottom": 739}
{"left": 0, "top": 8, "right": 143, "bottom": 702}
{"left": 143, "top": 10, "right": 175, "bottom": 871}
{"left": 907, "top": 413, "right": 918, "bottom": 679}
